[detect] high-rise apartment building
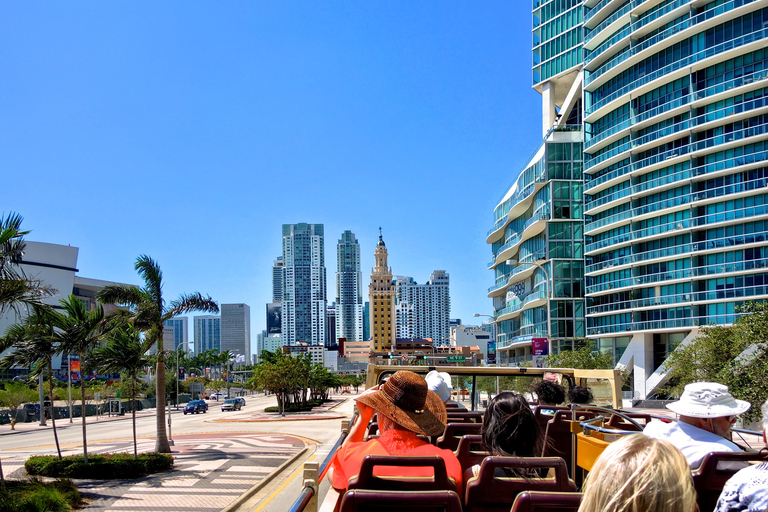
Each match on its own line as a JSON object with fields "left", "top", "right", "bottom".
{"left": 369, "top": 230, "right": 395, "bottom": 351}
{"left": 336, "top": 230, "right": 364, "bottom": 343}
{"left": 221, "top": 303, "right": 250, "bottom": 361}
{"left": 394, "top": 271, "right": 451, "bottom": 347}
{"left": 194, "top": 315, "right": 220, "bottom": 354}
{"left": 489, "top": 1, "right": 768, "bottom": 399}
{"left": 163, "top": 317, "right": 189, "bottom": 353}
{"left": 272, "top": 256, "right": 284, "bottom": 302}
{"left": 326, "top": 302, "right": 337, "bottom": 349}
{"left": 281, "top": 223, "right": 327, "bottom": 345}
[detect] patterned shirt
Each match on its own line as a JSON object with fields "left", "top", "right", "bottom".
{"left": 713, "top": 462, "right": 768, "bottom": 512}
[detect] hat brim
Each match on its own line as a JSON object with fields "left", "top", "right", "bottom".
{"left": 667, "top": 398, "right": 751, "bottom": 418}
{"left": 357, "top": 389, "right": 447, "bottom": 436}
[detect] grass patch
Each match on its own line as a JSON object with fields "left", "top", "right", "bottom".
{"left": 0, "top": 478, "right": 81, "bottom": 512}
{"left": 264, "top": 399, "right": 325, "bottom": 413}
{"left": 25, "top": 452, "right": 174, "bottom": 480}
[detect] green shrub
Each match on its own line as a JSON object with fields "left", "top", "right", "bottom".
{"left": 0, "top": 478, "right": 81, "bottom": 512}
{"left": 25, "top": 452, "right": 174, "bottom": 479}
{"left": 264, "top": 400, "right": 323, "bottom": 413}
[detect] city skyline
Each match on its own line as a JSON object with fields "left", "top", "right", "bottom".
{"left": 0, "top": 2, "right": 543, "bottom": 355}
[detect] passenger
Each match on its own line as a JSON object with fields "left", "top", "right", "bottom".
{"left": 329, "top": 370, "right": 462, "bottom": 492}
{"left": 568, "top": 385, "right": 593, "bottom": 405}
{"left": 643, "top": 382, "right": 751, "bottom": 469}
{"left": 713, "top": 398, "right": 768, "bottom": 512}
{"left": 578, "top": 434, "right": 696, "bottom": 512}
{"left": 425, "top": 370, "right": 453, "bottom": 404}
{"left": 468, "top": 391, "right": 542, "bottom": 477}
{"left": 533, "top": 379, "right": 566, "bottom": 415}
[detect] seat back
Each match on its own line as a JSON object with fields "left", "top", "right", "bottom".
{"left": 445, "top": 402, "right": 465, "bottom": 410}
{"left": 542, "top": 410, "right": 597, "bottom": 475}
{"left": 464, "top": 456, "right": 576, "bottom": 512}
{"left": 446, "top": 411, "right": 483, "bottom": 423}
{"left": 605, "top": 412, "right": 651, "bottom": 431}
{"left": 347, "top": 455, "right": 455, "bottom": 492}
{"left": 455, "top": 435, "right": 490, "bottom": 472}
{"left": 339, "top": 489, "right": 463, "bottom": 512}
{"left": 692, "top": 451, "right": 768, "bottom": 512}
{"left": 510, "top": 491, "right": 582, "bottom": 512}
{"left": 533, "top": 406, "right": 570, "bottom": 432}
{"left": 436, "top": 423, "right": 483, "bottom": 451}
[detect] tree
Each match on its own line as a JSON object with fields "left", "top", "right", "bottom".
{"left": 0, "top": 213, "right": 52, "bottom": 314}
{"left": 96, "top": 255, "right": 218, "bottom": 453}
{"left": 541, "top": 340, "right": 614, "bottom": 370}
{"left": 54, "top": 295, "right": 116, "bottom": 463}
{"left": 0, "top": 382, "right": 37, "bottom": 429}
{"left": 0, "top": 306, "right": 63, "bottom": 457}
{"left": 663, "top": 301, "right": 768, "bottom": 422}
{"left": 90, "top": 324, "right": 151, "bottom": 458}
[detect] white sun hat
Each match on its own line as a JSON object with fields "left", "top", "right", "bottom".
{"left": 666, "top": 382, "right": 751, "bottom": 418}
{"left": 425, "top": 370, "right": 453, "bottom": 403}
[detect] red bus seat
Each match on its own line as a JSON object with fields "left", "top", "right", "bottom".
{"left": 693, "top": 451, "right": 768, "bottom": 512}
{"left": 339, "top": 489, "right": 463, "bottom": 512}
{"left": 435, "top": 423, "right": 483, "bottom": 451}
{"left": 455, "top": 435, "right": 489, "bottom": 473}
{"left": 464, "top": 456, "right": 576, "bottom": 512}
{"left": 542, "top": 410, "right": 596, "bottom": 475}
{"left": 347, "top": 455, "right": 457, "bottom": 492}
{"left": 510, "top": 491, "right": 582, "bottom": 512}
{"left": 446, "top": 411, "right": 483, "bottom": 423}
{"left": 606, "top": 412, "right": 651, "bottom": 431}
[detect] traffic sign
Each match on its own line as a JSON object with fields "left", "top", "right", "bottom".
{"left": 446, "top": 355, "right": 466, "bottom": 363}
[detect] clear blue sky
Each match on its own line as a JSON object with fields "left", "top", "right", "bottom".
{"left": 1, "top": 2, "right": 542, "bottom": 353}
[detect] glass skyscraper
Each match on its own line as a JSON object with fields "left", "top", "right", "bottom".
{"left": 336, "top": 230, "right": 364, "bottom": 343}
{"left": 281, "top": 223, "right": 327, "bottom": 346}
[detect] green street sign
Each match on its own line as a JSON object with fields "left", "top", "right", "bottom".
{"left": 446, "top": 355, "right": 466, "bottom": 363}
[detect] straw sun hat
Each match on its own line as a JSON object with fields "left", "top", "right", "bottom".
{"left": 357, "top": 371, "right": 447, "bottom": 436}
{"left": 666, "top": 382, "right": 751, "bottom": 419}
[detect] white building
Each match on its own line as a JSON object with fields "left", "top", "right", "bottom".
{"left": 323, "top": 349, "right": 338, "bottom": 372}
{"left": 395, "top": 271, "right": 451, "bottom": 347}
{"left": 163, "top": 317, "right": 189, "bottom": 353}
{"left": 194, "top": 315, "right": 220, "bottom": 354}
{"left": 221, "top": 303, "right": 250, "bottom": 361}
{"left": 451, "top": 325, "right": 492, "bottom": 360}
{"left": 336, "top": 230, "right": 364, "bottom": 344}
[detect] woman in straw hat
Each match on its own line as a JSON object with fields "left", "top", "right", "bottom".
{"left": 643, "top": 382, "right": 751, "bottom": 470}
{"left": 329, "top": 370, "right": 462, "bottom": 492}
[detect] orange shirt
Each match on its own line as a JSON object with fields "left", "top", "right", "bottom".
{"left": 330, "top": 429, "right": 463, "bottom": 491}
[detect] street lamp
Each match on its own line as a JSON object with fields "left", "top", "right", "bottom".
{"left": 168, "top": 340, "right": 187, "bottom": 448}
{"left": 506, "top": 259, "right": 552, "bottom": 356}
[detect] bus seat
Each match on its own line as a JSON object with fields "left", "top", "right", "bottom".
{"left": 455, "top": 435, "right": 489, "bottom": 472}
{"left": 542, "top": 410, "right": 597, "bottom": 475}
{"left": 606, "top": 412, "right": 651, "bottom": 431}
{"left": 347, "top": 455, "right": 456, "bottom": 492}
{"left": 446, "top": 411, "right": 483, "bottom": 423}
{"left": 464, "top": 456, "right": 576, "bottom": 512}
{"left": 365, "top": 421, "right": 379, "bottom": 438}
{"left": 339, "top": 489, "right": 463, "bottom": 512}
{"left": 533, "top": 406, "right": 571, "bottom": 432}
{"left": 435, "top": 423, "right": 483, "bottom": 451}
{"left": 693, "top": 451, "right": 768, "bottom": 512}
{"left": 364, "top": 434, "right": 431, "bottom": 443}
{"left": 510, "top": 491, "right": 583, "bottom": 512}
{"left": 445, "top": 402, "right": 465, "bottom": 410}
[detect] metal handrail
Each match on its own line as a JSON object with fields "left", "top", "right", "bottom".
{"left": 580, "top": 415, "right": 641, "bottom": 436}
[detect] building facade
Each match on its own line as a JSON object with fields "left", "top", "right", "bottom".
{"left": 221, "top": 303, "right": 250, "bottom": 361}
{"left": 163, "top": 317, "right": 189, "bottom": 354}
{"left": 336, "top": 230, "right": 364, "bottom": 344}
{"left": 272, "top": 256, "right": 284, "bottom": 303}
{"left": 369, "top": 231, "right": 396, "bottom": 351}
{"left": 281, "top": 223, "right": 327, "bottom": 345}
{"left": 194, "top": 315, "right": 221, "bottom": 354}
{"left": 394, "top": 271, "right": 451, "bottom": 347}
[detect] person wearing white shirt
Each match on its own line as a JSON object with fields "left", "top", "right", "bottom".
{"left": 643, "top": 382, "right": 751, "bottom": 470}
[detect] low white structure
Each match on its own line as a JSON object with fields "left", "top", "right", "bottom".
{"left": 451, "top": 325, "right": 492, "bottom": 360}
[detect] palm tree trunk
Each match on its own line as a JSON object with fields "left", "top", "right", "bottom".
{"left": 131, "top": 374, "right": 137, "bottom": 459}
{"left": 48, "top": 360, "right": 62, "bottom": 459}
{"left": 80, "top": 352, "right": 88, "bottom": 464}
{"left": 155, "top": 351, "right": 171, "bottom": 453}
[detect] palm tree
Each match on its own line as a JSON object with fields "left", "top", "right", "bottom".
{"left": 54, "top": 295, "right": 115, "bottom": 464}
{"left": 90, "top": 324, "right": 150, "bottom": 459}
{"left": 0, "top": 213, "right": 52, "bottom": 314}
{"left": 0, "top": 306, "right": 63, "bottom": 459}
{"left": 97, "top": 255, "right": 218, "bottom": 453}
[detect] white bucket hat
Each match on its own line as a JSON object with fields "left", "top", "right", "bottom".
{"left": 666, "top": 382, "right": 751, "bottom": 418}
{"left": 425, "top": 370, "right": 453, "bottom": 403}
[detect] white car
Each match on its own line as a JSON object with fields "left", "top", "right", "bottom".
{"left": 209, "top": 393, "right": 228, "bottom": 401}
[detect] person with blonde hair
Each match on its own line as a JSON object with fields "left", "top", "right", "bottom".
{"left": 579, "top": 434, "right": 696, "bottom": 512}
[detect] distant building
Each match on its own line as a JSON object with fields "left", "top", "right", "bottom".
{"left": 450, "top": 319, "right": 462, "bottom": 329}
{"left": 395, "top": 271, "right": 451, "bottom": 347}
{"left": 451, "top": 325, "right": 492, "bottom": 360}
{"left": 272, "top": 256, "right": 284, "bottom": 303}
{"left": 325, "top": 303, "right": 337, "bottom": 349}
{"left": 369, "top": 230, "right": 396, "bottom": 351}
{"left": 323, "top": 349, "right": 338, "bottom": 372}
{"left": 363, "top": 301, "right": 370, "bottom": 341}
{"left": 336, "top": 230, "right": 364, "bottom": 344}
{"left": 281, "top": 223, "right": 327, "bottom": 345}
{"left": 256, "top": 330, "right": 284, "bottom": 362}
{"left": 283, "top": 342, "right": 324, "bottom": 366}
{"left": 164, "top": 317, "right": 189, "bottom": 353}
{"left": 221, "top": 303, "right": 250, "bottom": 361}
{"left": 194, "top": 315, "right": 221, "bottom": 354}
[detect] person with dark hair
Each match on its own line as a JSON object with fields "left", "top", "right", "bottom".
{"left": 568, "top": 386, "right": 593, "bottom": 405}
{"left": 468, "top": 391, "right": 543, "bottom": 478}
{"left": 533, "top": 379, "right": 566, "bottom": 407}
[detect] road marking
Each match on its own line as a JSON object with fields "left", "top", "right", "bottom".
{"left": 251, "top": 454, "right": 318, "bottom": 512}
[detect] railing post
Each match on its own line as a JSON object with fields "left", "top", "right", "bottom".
{"left": 303, "top": 462, "right": 319, "bottom": 512}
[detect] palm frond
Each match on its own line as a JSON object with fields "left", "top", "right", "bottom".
{"left": 167, "top": 293, "right": 219, "bottom": 319}
{"left": 134, "top": 255, "right": 164, "bottom": 309}
{"left": 96, "top": 284, "right": 144, "bottom": 309}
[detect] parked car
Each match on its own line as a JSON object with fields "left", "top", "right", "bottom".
{"left": 183, "top": 400, "right": 208, "bottom": 415}
{"left": 221, "top": 399, "right": 242, "bottom": 412}
{"left": 234, "top": 397, "right": 246, "bottom": 407}
{"left": 210, "top": 392, "right": 228, "bottom": 401}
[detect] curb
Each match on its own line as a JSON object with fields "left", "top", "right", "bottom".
{"left": 220, "top": 444, "right": 311, "bottom": 512}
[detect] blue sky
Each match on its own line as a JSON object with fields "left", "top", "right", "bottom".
{"left": 1, "top": 2, "right": 542, "bottom": 353}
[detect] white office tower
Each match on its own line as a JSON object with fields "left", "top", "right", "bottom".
{"left": 221, "top": 303, "right": 250, "bottom": 361}
{"left": 163, "top": 317, "right": 189, "bottom": 353}
{"left": 395, "top": 271, "right": 451, "bottom": 347}
{"left": 194, "top": 315, "right": 220, "bottom": 354}
{"left": 335, "top": 230, "right": 364, "bottom": 343}
{"left": 281, "top": 223, "right": 327, "bottom": 345}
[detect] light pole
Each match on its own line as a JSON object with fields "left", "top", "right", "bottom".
{"left": 67, "top": 353, "right": 73, "bottom": 423}
{"left": 175, "top": 340, "right": 187, "bottom": 409}
{"left": 506, "top": 259, "right": 552, "bottom": 357}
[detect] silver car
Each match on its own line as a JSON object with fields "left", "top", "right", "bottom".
{"left": 221, "top": 399, "right": 242, "bottom": 412}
